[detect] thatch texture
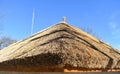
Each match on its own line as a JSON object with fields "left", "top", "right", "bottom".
{"left": 0, "top": 23, "right": 120, "bottom": 72}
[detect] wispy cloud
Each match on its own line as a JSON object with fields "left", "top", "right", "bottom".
{"left": 117, "top": 45, "right": 120, "bottom": 50}
{"left": 110, "top": 11, "right": 120, "bottom": 20}
{"left": 109, "top": 22, "right": 117, "bottom": 29}
{"left": 109, "top": 11, "right": 120, "bottom": 50}
{"left": 108, "top": 22, "right": 120, "bottom": 39}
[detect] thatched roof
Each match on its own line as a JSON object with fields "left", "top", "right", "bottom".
{"left": 0, "top": 22, "right": 120, "bottom": 72}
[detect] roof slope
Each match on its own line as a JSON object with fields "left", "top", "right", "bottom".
{"left": 0, "top": 23, "right": 120, "bottom": 71}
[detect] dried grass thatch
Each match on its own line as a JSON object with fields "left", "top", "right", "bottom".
{"left": 0, "top": 22, "right": 120, "bottom": 72}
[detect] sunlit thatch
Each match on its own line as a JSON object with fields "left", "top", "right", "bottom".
{"left": 0, "top": 23, "right": 119, "bottom": 72}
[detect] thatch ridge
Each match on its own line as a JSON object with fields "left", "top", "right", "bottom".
{"left": 0, "top": 22, "right": 120, "bottom": 72}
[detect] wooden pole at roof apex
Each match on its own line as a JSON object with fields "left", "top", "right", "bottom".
{"left": 61, "top": 16, "right": 66, "bottom": 23}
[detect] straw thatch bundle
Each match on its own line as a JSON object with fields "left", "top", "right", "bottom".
{"left": 0, "top": 22, "right": 119, "bottom": 72}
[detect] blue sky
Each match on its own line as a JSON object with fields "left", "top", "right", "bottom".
{"left": 0, "top": 0, "right": 120, "bottom": 50}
